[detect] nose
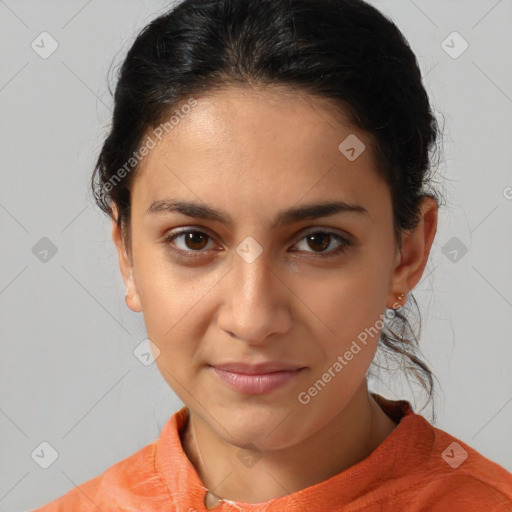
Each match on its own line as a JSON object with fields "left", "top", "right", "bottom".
{"left": 217, "top": 249, "right": 291, "bottom": 345}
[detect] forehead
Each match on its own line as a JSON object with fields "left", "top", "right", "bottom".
{"left": 131, "top": 85, "right": 388, "bottom": 222}
{"left": 151, "top": 85, "right": 369, "bottom": 158}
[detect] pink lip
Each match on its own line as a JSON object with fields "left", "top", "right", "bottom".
{"left": 213, "top": 362, "right": 304, "bottom": 373}
{"left": 210, "top": 363, "right": 306, "bottom": 394}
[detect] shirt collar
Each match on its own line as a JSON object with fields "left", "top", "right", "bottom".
{"left": 154, "top": 393, "right": 430, "bottom": 511}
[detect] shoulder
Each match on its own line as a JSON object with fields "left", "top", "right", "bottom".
{"left": 401, "top": 469, "right": 512, "bottom": 512}
{"left": 372, "top": 395, "right": 512, "bottom": 510}
{"left": 395, "top": 413, "right": 512, "bottom": 510}
{"left": 29, "top": 439, "right": 168, "bottom": 511}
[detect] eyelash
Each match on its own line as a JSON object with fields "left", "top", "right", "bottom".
{"left": 160, "top": 228, "right": 352, "bottom": 260}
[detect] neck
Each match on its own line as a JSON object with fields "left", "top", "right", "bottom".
{"left": 180, "top": 382, "right": 397, "bottom": 504}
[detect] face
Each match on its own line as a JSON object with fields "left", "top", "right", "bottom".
{"left": 113, "top": 85, "right": 432, "bottom": 451}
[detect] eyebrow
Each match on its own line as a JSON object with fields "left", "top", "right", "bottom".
{"left": 145, "top": 198, "right": 369, "bottom": 228}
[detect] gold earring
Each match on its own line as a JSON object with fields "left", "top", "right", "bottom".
{"left": 394, "top": 292, "right": 406, "bottom": 309}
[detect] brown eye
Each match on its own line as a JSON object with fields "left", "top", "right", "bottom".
{"left": 162, "top": 229, "right": 215, "bottom": 258}
{"left": 162, "top": 228, "right": 352, "bottom": 261}
{"left": 182, "top": 231, "right": 209, "bottom": 251}
{"left": 292, "top": 230, "right": 352, "bottom": 257}
{"left": 306, "top": 233, "right": 331, "bottom": 252}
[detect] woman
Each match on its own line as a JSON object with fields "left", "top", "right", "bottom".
{"left": 33, "top": 0, "right": 512, "bottom": 510}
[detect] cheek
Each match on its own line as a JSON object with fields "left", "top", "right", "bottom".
{"left": 134, "top": 258, "right": 221, "bottom": 368}
{"left": 293, "top": 279, "right": 384, "bottom": 428}
{"left": 135, "top": 244, "right": 200, "bottom": 325}
{"left": 298, "top": 265, "right": 387, "bottom": 353}
{"left": 139, "top": 271, "right": 203, "bottom": 398}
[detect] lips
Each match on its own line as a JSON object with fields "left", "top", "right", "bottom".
{"left": 209, "top": 362, "right": 306, "bottom": 394}
{"left": 212, "top": 362, "right": 305, "bottom": 374}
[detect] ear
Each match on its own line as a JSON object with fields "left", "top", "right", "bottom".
{"left": 386, "top": 196, "right": 438, "bottom": 310}
{"left": 111, "top": 205, "right": 142, "bottom": 313}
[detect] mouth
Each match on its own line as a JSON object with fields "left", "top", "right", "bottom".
{"left": 208, "top": 362, "right": 307, "bottom": 395}
{"left": 212, "top": 361, "right": 305, "bottom": 373}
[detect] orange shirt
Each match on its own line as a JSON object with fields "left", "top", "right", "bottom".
{"left": 31, "top": 393, "right": 512, "bottom": 511}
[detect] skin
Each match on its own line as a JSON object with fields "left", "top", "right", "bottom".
{"left": 111, "top": 85, "right": 438, "bottom": 504}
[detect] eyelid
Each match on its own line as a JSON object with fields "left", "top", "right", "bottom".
{"left": 160, "top": 227, "right": 217, "bottom": 254}
{"left": 162, "top": 225, "right": 352, "bottom": 242}
{"left": 161, "top": 225, "right": 354, "bottom": 257}
{"left": 297, "top": 226, "right": 353, "bottom": 242}
{"left": 289, "top": 228, "right": 353, "bottom": 258}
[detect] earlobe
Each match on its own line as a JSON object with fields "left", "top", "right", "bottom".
{"left": 388, "top": 291, "right": 407, "bottom": 311}
{"left": 125, "top": 271, "right": 143, "bottom": 313}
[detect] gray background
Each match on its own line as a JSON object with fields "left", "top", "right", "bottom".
{"left": 0, "top": 0, "right": 511, "bottom": 510}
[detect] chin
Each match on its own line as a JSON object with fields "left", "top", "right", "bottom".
{"left": 210, "top": 401, "right": 309, "bottom": 451}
